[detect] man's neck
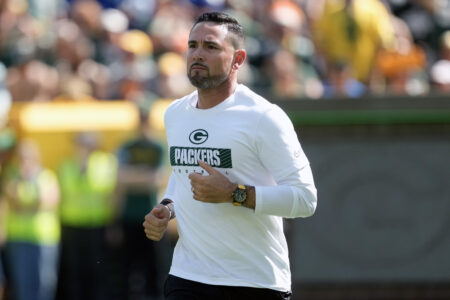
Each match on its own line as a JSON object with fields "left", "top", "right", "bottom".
{"left": 197, "top": 80, "right": 237, "bottom": 109}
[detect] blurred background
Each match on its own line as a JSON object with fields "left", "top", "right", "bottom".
{"left": 0, "top": 0, "right": 449, "bottom": 299}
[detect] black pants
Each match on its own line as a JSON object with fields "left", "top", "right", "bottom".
{"left": 121, "top": 222, "right": 160, "bottom": 299}
{"left": 164, "top": 275, "right": 291, "bottom": 300}
{"left": 57, "top": 226, "right": 107, "bottom": 300}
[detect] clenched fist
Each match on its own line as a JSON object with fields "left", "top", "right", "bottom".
{"left": 143, "top": 204, "right": 171, "bottom": 241}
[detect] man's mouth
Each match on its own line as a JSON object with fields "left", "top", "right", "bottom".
{"left": 190, "top": 63, "right": 208, "bottom": 71}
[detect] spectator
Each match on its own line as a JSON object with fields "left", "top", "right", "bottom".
{"left": 148, "top": 1, "right": 195, "bottom": 56}
{"left": 7, "top": 59, "right": 60, "bottom": 102}
{"left": 430, "top": 30, "right": 450, "bottom": 93}
{"left": 309, "top": 0, "right": 396, "bottom": 86}
{"left": 0, "top": 246, "right": 4, "bottom": 300}
{"left": 115, "top": 105, "right": 167, "bottom": 299}
{"left": 115, "top": 29, "right": 156, "bottom": 100}
{"left": 2, "top": 139, "right": 60, "bottom": 300}
{"left": 322, "top": 61, "right": 367, "bottom": 98}
{"left": 386, "top": 0, "right": 447, "bottom": 60}
{"left": 264, "top": 48, "right": 324, "bottom": 99}
{"left": 0, "top": 178, "right": 8, "bottom": 300}
{"left": 69, "top": 0, "right": 104, "bottom": 39}
{"left": 156, "top": 51, "right": 194, "bottom": 99}
{"left": 374, "top": 14, "right": 428, "bottom": 95}
{"left": 0, "top": 63, "right": 11, "bottom": 127}
{"left": 0, "top": 63, "right": 14, "bottom": 300}
{"left": 0, "top": 0, "right": 61, "bottom": 102}
{"left": 53, "top": 18, "right": 95, "bottom": 100}
{"left": 0, "top": 196, "right": 6, "bottom": 300}
{"left": 0, "top": 142, "right": 11, "bottom": 300}
{"left": 119, "top": 0, "right": 157, "bottom": 30}
{"left": 0, "top": 0, "right": 448, "bottom": 102}
{"left": 57, "top": 132, "right": 117, "bottom": 300}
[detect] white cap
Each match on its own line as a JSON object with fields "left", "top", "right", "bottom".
{"left": 0, "top": 63, "right": 12, "bottom": 127}
{"left": 101, "top": 9, "right": 129, "bottom": 33}
{"left": 431, "top": 60, "right": 450, "bottom": 85}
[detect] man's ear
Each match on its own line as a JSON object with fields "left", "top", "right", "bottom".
{"left": 232, "top": 49, "right": 247, "bottom": 70}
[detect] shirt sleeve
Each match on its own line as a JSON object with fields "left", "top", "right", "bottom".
{"left": 254, "top": 105, "right": 317, "bottom": 218}
{"left": 163, "top": 172, "right": 177, "bottom": 202}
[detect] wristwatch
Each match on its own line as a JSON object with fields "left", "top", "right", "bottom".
{"left": 160, "top": 199, "right": 176, "bottom": 219}
{"left": 232, "top": 184, "right": 247, "bottom": 206}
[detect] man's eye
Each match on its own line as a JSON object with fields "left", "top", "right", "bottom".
{"left": 188, "top": 44, "right": 196, "bottom": 48}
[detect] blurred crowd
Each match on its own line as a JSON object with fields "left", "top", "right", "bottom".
{"left": 0, "top": 124, "right": 174, "bottom": 300}
{"left": 0, "top": 0, "right": 449, "bottom": 106}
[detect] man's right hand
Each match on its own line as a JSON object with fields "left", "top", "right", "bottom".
{"left": 143, "top": 204, "right": 170, "bottom": 241}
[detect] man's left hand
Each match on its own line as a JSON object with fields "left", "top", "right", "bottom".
{"left": 188, "top": 160, "right": 236, "bottom": 203}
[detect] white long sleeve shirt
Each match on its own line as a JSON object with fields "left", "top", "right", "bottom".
{"left": 163, "top": 84, "right": 317, "bottom": 292}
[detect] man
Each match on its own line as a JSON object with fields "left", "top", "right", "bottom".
{"left": 2, "top": 140, "right": 60, "bottom": 300}
{"left": 309, "top": 0, "right": 395, "bottom": 84}
{"left": 0, "top": 257, "right": 4, "bottom": 300}
{"left": 143, "top": 12, "right": 317, "bottom": 300}
{"left": 0, "top": 199, "right": 5, "bottom": 300}
{"left": 57, "top": 132, "right": 117, "bottom": 300}
{"left": 115, "top": 109, "right": 166, "bottom": 299}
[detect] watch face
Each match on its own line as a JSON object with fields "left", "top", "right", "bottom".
{"left": 233, "top": 188, "right": 247, "bottom": 203}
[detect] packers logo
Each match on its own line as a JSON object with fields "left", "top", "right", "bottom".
{"left": 189, "top": 129, "right": 208, "bottom": 144}
{"left": 170, "top": 147, "right": 232, "bottom": 168}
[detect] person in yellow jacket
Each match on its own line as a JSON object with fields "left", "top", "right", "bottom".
{"left": 0, "top": 128, "right": 16, "bottom": 300}
{"left": 0, "top": 198, "right": 6, "bottom": 300}
{"left": 56, "top": 132, "right": 117, "bottom": 300}
{"left": 309, "top": 0, "right": 396, "bottom": 84}
{"left": 2, "top": 139, "right": 60, "bottom": 300}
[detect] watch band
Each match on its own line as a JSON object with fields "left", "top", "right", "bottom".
{"left": 160, "top": 199, "right": 176, "bottom": 220}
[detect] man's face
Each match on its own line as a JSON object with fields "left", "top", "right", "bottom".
{"left": 187, "top": 22, "right": 236, "bottom": 89}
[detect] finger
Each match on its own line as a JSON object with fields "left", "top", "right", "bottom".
{"left": 153, "top": 209, "right": 166, "bottom": 219}
{"left": 149, "top": 217, "right": 168, "bottom": 228}
{"left": 145, "top": 225, "right": 166, "bottom": 240}
{"left": 144, "top": 212, "right": 154, "bottom": 222}
{"left": 143, "top": 214, "right": 168, "bottom": 229}
{"left": 198, "top": 160, "right": 216, "bottom": 174}
{"left": 192, "top": 189, "right": 205, "bottom": 201}
{"left": 144, "top": 225, "right": 165, "bottom": 239}
{"left": 188, "top": 172, "right": 202, "bottom": 180}
{"left": 144, "top": 226, "right": 162, "bottom": 236}
{"left": 152, "top": 206, "right": 170, "bottom": 219}
{"left": 145, "top": 231, "right": 163, "bottom": 241}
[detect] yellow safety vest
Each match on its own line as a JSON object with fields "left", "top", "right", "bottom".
{"left": 59, "top": 151, "right": 117, "bottom": 227}
{"left": 6, "top": 169, "right": 60, "bottom": 245}
{"left": 312, "top": 0, "right": 395, "bottom": 82}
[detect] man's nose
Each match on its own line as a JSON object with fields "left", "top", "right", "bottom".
{"left": 191, "top": 47, "right": 205, "bottom": 61}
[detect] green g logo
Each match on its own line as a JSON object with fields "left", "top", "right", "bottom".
{"left": 189, "top": 129, "right": 208, "bottom": 145}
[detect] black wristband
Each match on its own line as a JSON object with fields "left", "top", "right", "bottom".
{"left": 160, "top": 199, "right": 175, "bottom": 220}
{"left": 160, "top": 199, "right": 173, "bottom": 206}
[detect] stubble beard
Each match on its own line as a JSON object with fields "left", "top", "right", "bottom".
{"left": 188, "top": 68, "right": 230, "bottom": 89}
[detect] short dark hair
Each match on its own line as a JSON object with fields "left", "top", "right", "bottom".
{"left": 192, "top": 12, "right": 245, "bottom": 49}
